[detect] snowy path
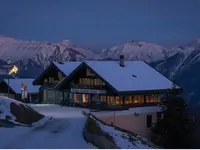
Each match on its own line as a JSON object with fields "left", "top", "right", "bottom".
{"left": 0, "top": 105, "right": 94, "bottom": 149}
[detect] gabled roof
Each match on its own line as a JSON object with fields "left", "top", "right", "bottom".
{"left": 33, "top": 61, "right": 81, "bottom": 85}
{"left": 56, "top": 61, "right": 181, "bottom": 94}
{"left": 3, "top": 78, "right": 40, "bottom": 94}
{"left": 53, "top": 61, "right": 81, "bottom": 76}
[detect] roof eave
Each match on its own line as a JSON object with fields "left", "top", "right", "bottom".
{"left": 56, "top": 61, "right": 120, "bottom": 95}
{"left": 118, "top": 87, "right": 183, "bottom": 95}
{"left": 56, "top": 62, "right": 85, "bottom": 90}
{"left": 33, "top": 62, "right": 67, "bottom": 85}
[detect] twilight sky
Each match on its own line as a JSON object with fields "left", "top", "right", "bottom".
{"left": 0, "top": 0, "right": 200, "bottom": 49}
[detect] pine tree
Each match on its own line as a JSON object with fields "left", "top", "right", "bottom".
{"left": 151, "top": 84, "right": 194, "bottom": 148}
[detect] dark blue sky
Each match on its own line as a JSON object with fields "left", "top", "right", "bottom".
{"left": 0, "top": 0, "right": 200, "bottom": 49}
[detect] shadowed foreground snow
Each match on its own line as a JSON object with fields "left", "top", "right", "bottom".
{"left": 0, "top": 105, "right": 94, "bottom": 149}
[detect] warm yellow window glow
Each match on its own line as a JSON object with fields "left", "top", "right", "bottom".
{"left": 107, "top": 96, "right": 113, "bottom": 104}
{"left": 82, "top": 94, "right": 87, "bottom": 103}
{"left": 134, "top": 96, "right": 139, "bottom": 103}
{"left": 150, "top": 95, "right": 154, "bottom": 102}
{"left": 100, "top": 96, "right": 106, "bottom": 103}
{"left": 74, "top": 94, "right": 79, "bottom": 103}
{"left": 116, "top": 96, "right": 123, "bottom": 104}
{"left": 110, "top": 96, "right": 113, "bottom": 104}
{"left": 140, "top": 95, "right": 144, "bottom": 103}
{"left": 146, "top": 96, "right": 150, "bottom": 103}
{"left": 116, "top": 96, "right": 119, "bottom": 104}
{"left": 146, "top": 94, "right": 160, "bottom": 103}
{"left": 125, "top": 96, "right": 132, "bottom": 104}
{"left": 133, "top": 95, "right": 144, "bottom": 104}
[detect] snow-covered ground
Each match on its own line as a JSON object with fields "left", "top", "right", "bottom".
{"left": 0, "top": 96, "right": 27, "bottom": 125}
{"left": 0, "top": 105, "right": 95, "bottom": 149}
{"left": 0, "top": 96, "right": 51, "bottom": 126}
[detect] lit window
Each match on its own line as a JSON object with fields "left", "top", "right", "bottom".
{"left": 146, "top": 95, "right": 150, "bottom": 103}
{"left": 125, "top": 96, "right": 132, "bottom": 104}
{"left": 82, "top": 94, "right": 87, "bottom": 103}
{"left": 109, "top": 96, "right": 113, "bottom": 104}
{"left": 133, "top": 96, "right": 139, "bottom": 103}
{"left": 107, "top": 96, "right": 113, "bottom": 104}
{"left": 116, "top": 96, "right": 122, "bottom": 104}
{"left": 145, "top": 94, "right": 161, "bottom": 103}
{"left": 140, "top": 95, "right": 144, "bottom": 103}
{"left": 150, "top": 95, "right": 154, "bottom": 102}
{"left": 100, "top": 96, "right": 106, "bottom": 103}
{"left": 132, "top": 95, "right": 144, "bottom": 104}
{"left": 74, "top": 94, "right": 80, "bottom": 103}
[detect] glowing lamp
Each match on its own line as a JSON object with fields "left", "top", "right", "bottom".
{"left": 8, "top": 65, "right": 18, "bottom": 75}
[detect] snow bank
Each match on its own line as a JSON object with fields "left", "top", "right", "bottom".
{"left": 28, "top": 104, "right": 58, "bottom": 107}
{"left": 90, "top": 115, "right": 158, "bottom": 149}
{"left": 0, "top": 96, "right": 25, "bottom": 125}
{"left": 31, "top": 116, "right": 52, "bottom": 127}
{"left": 0, "top": 96, "right": 50, "bottom": 126}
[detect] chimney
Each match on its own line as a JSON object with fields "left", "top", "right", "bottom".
{"left": 119, "top": 55, "right": 125, "bottom": 67}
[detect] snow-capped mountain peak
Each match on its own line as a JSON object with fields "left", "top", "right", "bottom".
{"left": 59, "top": 40, "right": 71, "bottom": 46}
{"left": 100, "top": 40, "right": 169, "bottom": 62}
{"left": 0, "top": 36, "right": 102, "bottom": 68}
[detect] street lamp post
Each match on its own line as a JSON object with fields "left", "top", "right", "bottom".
{"left": 7, "top": 75, "right": 10, "bottom": 98}
{"left": 7, "top": 65, "right": 19, "bottom": 98}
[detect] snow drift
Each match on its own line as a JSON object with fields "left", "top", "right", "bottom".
{"left": 0, "top": 96, "right": 50, "bottom": 126}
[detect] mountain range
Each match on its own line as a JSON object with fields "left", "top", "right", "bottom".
{"left": 0, "top": 36, "right": 199, "bottom": 107}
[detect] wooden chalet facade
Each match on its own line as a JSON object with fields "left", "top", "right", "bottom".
{"left": 55, "top": 56, "right": 182, "bottom": 110}
{"left": 33, "top": 61, "right": 81, "bottom": 104}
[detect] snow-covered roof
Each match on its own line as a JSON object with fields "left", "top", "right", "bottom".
{"left": 83, "top": 61, "right": 179, "bottom": 92}
{"left": 53, "top": 61, "right": 81, "bottom": 76}
{"left": 3, "top": 79, "right": 40, "bottom": 94}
